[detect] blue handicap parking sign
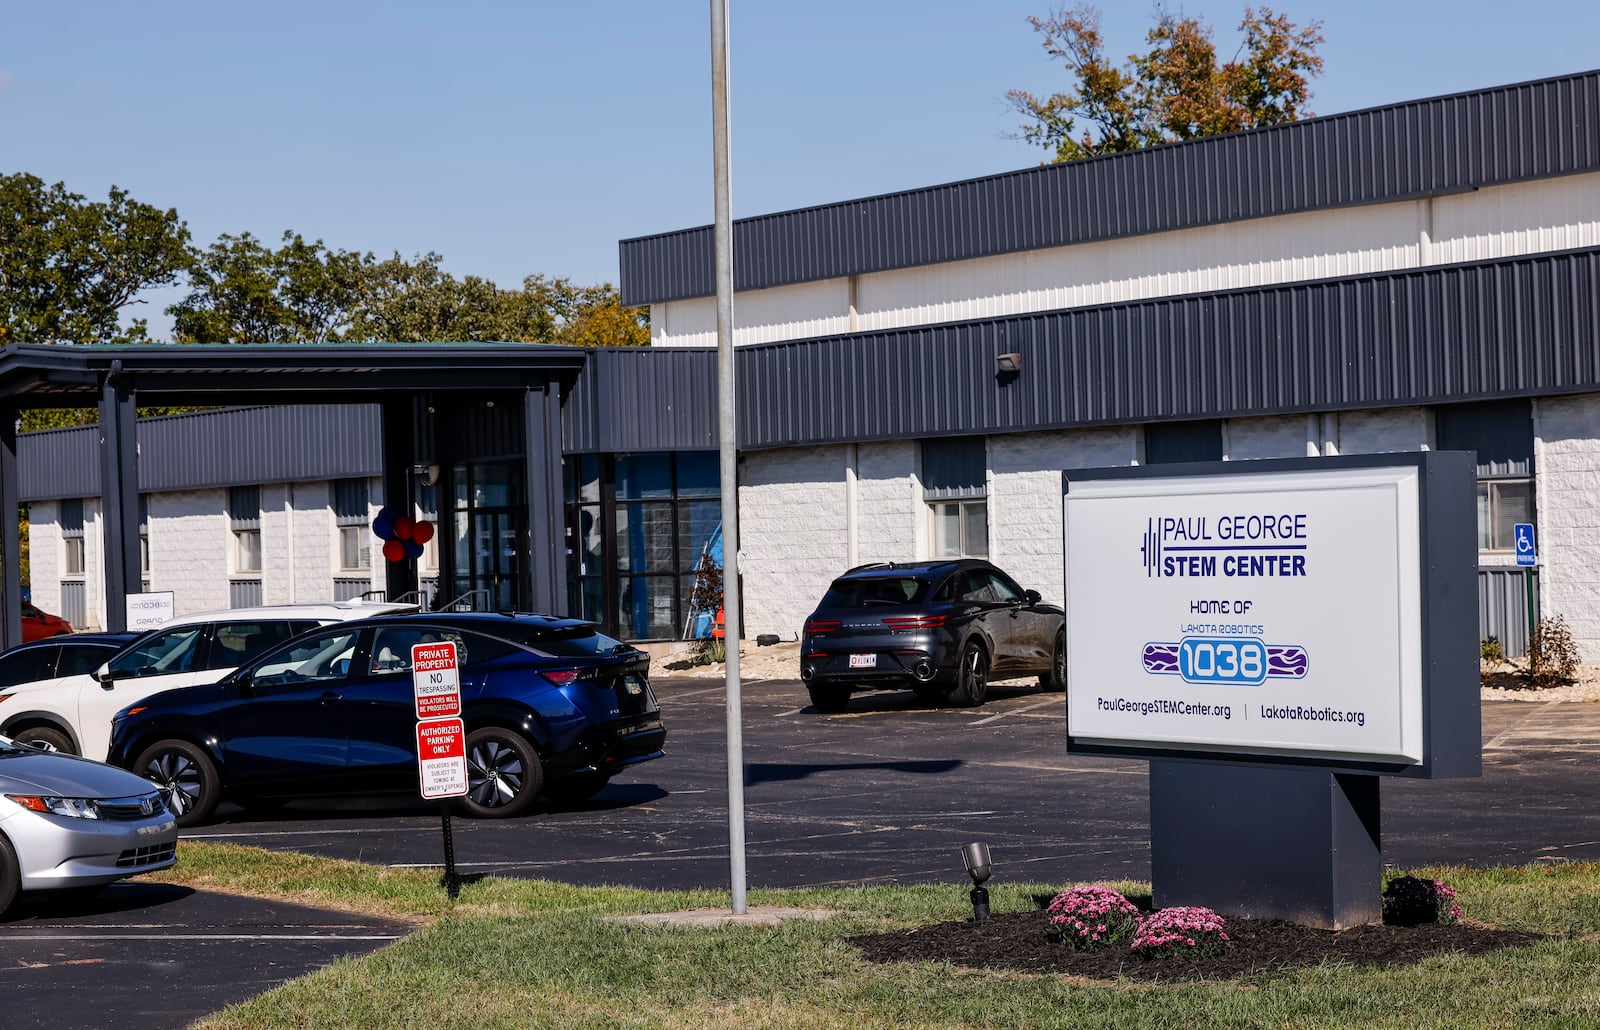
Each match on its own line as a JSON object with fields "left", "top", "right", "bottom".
{"left": 1514, "top": 523, "right": 1537, "bottom": 566}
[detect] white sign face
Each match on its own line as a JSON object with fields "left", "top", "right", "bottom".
{"left": 126, "top": 591, "right": 176, "bottom": 631}
{"left": 416, "top": 717, "right": 468, "bottom": 799}
{"left": 1064, "top": 465, "right": 1424, "bottom": 765}
{"left": 412, "top": 641, "right": 461, "bottom": 720}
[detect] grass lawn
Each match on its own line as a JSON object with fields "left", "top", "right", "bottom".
{"left": 167, "top": 843, "right": 1600, "bottom": 1029}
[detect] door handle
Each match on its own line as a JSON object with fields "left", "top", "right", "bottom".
{"left": 317, "top": 692, "right": 344, "bottom": 704}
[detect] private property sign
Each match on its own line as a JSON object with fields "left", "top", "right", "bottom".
{"left": 413, "top": 641, "right": 466, "bottom": 800}
{"left": 416, "top": 718, "right": 468, "bottom": 799}
{"left": 1062, "top": 453, "right": 1480, "bottom": 773}
{"left": 412, "top": 642, "right": 461, "bottom": 720}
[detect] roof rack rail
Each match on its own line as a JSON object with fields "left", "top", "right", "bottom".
{"left": 843, "top": 561, "right": 896, "bottom": 574}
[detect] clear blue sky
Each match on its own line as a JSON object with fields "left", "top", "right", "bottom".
{"left": 4, "top": 2, "right": 1598, "bottom": 339}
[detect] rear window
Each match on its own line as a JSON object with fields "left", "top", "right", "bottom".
{"left": 491, "top": 624, "right": 636, "bottom": 658}
{"left": 820, "top": 577, "right": 929, "bottom": 608}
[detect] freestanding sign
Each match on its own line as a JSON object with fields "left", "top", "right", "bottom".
{"left": 1063, "top": 453, "right": 1480, "bottom": 928}
{"left": 412, "top": 641, "right": 462, "bottom": 720}
{"left": 416, "top": 717, "right": 468, "bottom": 799}
{"left": 412, "top": 640, "right": 467, "bottom": 897}
{"left": 1514, "top": 523, "right": 1537, "bottom": 567}
{"left": 125, "top": 591, "right": 175, "bottom": 632}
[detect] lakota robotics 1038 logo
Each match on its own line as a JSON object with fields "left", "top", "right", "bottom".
{"left": 1142, "top": 638, "right": 1309, "bottom": 685}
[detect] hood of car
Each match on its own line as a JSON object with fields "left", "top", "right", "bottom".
{"left": 0, "top": 746, "right": 159, "bottom": 798}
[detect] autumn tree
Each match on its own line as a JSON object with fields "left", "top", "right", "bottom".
{"left": 1008, "top": 5, "right": 1324, "bottom": 162}
{"left": 0, "top": 172, "right": 192, "bottom": 344}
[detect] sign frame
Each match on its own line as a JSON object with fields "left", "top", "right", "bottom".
{"left": 1062, "top": 451, "right": 1480, "bottom": 781}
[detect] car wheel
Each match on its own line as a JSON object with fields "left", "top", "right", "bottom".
{"left": 0, "top": 833, "right": 19, "bottom": 919}
{"left": 1039, "top": 630, "right": 1066, "bottom": 693}
{"left": 135, "top": 740, "right": 220, "bottom": 828}
{"left": 807, "top": 684, "right": 850, "bottom": 714}
{"left": 950, "top": 640, "right": 990, "bottom": 707}
{"left": 542, "top": 772, "right": 610, "bottom": 805}
{"left": 13, "top": 726, "right": 75, "bottom": 755}
{"left": 460, "top": 727, "right": 543, "bottom": 819}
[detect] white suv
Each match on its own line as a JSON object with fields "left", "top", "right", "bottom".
{"left": 0, "top": 600, "right": 414, "bottom": 760}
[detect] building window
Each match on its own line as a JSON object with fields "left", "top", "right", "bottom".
{"left": 1478, "top": 479, "right": 1534, "bottom": 552}
{"left": 60, "top": 498, "right": 85, "bottom": 576}
{"left": 921, "top": 438, "right": 988, "bottom": 558}
{"left": 229, "top": 485, "right": 262, "bottom": 574}
{"left": 1435, "top": 400, "right": 1534, "bottom": 555}
{"left": 333, "top": 478, "right": 370, "bottom": 571}
{"left": 139, "top": 495, "right": 151, "bottom": 577}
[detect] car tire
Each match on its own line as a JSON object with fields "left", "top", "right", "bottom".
{"left": 459, "top": 727, "right": 543, "bottom": 819}
{"left": 135, "top": 739, "right": 220, "bottom": 828}
{"left": 0, "top": 833, "right": 19, "bottom": 919}
{"left": 13, "top": 726, "right": 75, "bottom": 755}
{"left": 911, "top": 683, "right": 946, "bottom": 705}
{"left": 807, "top": 684, "right": 851, "bottom": 714}
{"left": 1039, "top": 630, "right": 1066, "bottom": 693}
{"left": 949, "top": 640, "right": 990, "bottom": 707}
{"left": 542, "top": 772, "right": 610, "bottom": 805}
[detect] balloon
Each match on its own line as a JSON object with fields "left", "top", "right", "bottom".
{"left": 394, "top": 516, "right": 415, "bottom": 541}
{"left": 411, "top": 520, "right": 435, "bottom": 544}
{"left": 403, "top": 539, "right": 424, "bottom": 560}
{"left": 382, "top": 538, "right": 406, "bottom": 562}
{"left": 372, "top": 507, "right": 397, "bottom": 540}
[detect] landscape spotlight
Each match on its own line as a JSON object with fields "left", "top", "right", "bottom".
{"left": 961, "top": 842, "right": 992, "bottom": 922}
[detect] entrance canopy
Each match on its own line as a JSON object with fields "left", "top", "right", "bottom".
{"left": 0, "top": 342, "right": 587, "bottom": 646}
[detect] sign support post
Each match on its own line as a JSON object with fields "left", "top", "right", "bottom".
{"left": 412, "top": 640, "right": 466, "bottom": 900}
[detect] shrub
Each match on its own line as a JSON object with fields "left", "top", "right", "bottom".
{"left": 1529, "top": 613, "right": 1580, "bottom": 688}
{"left": 1382, "top": 875, "right": 1461, "bottom": 926}
{"left": 1045, "top": 886, "right": 1140, "bottom": 950}
{"left": 1130, "top": 906, "right": 1229, "bottom": 958}
{"left": 1480, "top": 637, "right": 1504, "bottom": 665}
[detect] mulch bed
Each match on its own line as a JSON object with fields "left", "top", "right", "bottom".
{"left": 850, "top": 909, "right": 1548, "bottom": 983}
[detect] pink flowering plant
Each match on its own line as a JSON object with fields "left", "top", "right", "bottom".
{"left": 1382, "top": 875, "right": 1462, "bottom": 926}
{"left": 1045, "top": 886, "right": 1141, "bottom": 951}
{"left": 1130, "top": 906, "right": 1230, "bottom": 959}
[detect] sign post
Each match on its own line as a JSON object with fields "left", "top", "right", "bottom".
{"left": 1515, "top": 523, "right": 1538, "bottom": 675}
{"left": 413, "top": 641, "right": 465, "bottom": 899}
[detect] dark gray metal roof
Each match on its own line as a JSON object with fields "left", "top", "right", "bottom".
{"left": 563, "top": 346, "right": 720, "bottom": 453}
{"left": 619, "top": 69, "right": 1600, "bottom": 305}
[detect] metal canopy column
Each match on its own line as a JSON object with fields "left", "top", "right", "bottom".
{"left": 381, "top": 395, "right": 419, "bottom": 604}
{"left": 1, "top": 405, "right": 20, "bottom": 647}
{"left": 523, "top": 382, "right": 567, "bottom": 615}
{"left": 98, "top": 367, "right": 140, "bottom": 631}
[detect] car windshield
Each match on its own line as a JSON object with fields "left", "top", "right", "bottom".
{"left": 821, "top": 577, "right": 929, "bottom": 607}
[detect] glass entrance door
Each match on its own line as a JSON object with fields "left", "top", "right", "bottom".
{"left": 449, "top": 461, "right": 525, "bottom": 612}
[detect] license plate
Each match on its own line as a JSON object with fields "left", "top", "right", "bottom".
{"left": 849, "top": 653, "right": 877, "bottom": 669}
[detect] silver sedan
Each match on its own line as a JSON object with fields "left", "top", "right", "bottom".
{"left": 0, "top": 736, "right": 177, "bottom": 917}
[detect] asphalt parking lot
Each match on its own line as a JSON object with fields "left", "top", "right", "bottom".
{"left": 7, "top": 677, "right": 1600, "bottom": 1028}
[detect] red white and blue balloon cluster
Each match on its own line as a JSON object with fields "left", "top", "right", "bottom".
{"left": 372, "top": 507, "right": 436, "bottom": 563}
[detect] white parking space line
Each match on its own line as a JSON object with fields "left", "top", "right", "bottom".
{"left": 776, "top": 707, "right": 806, "bottom": 717}
{"left": 1484, "top": 699, "right": 1566, "bottom": 749}
{"left": 972, "top": 697, "right": 1065, "bottom": 725}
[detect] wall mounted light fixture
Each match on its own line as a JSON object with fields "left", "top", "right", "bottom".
{"left": 996, "top": 352, "right": 1022, "bottom": 374}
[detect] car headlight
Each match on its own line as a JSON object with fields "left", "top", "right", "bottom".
{"left": 6, "top": 794, "right": 103, "bottom": 819}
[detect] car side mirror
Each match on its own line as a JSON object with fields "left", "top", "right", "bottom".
{"left": 233, "top": 669, "right": 255, "bottom": 696}
{"left": 1024, "top": 590, "right": 1042, "bottom": 606}
{"left": 96, "top": 662, "right": 116, "bottom": 686}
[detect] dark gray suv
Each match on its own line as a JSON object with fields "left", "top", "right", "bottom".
{"left": 799, "top": 559, "right": 1065, "bottom": 712}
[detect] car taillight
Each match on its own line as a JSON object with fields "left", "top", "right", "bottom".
{"left": 883, "top": 615, "right": 945, "bottom": 630}
{"left": 804, "top": 619, "right": 840, "bottom": 635}
{"left": 541, "top": 669, "right": 583, "bottom": 686}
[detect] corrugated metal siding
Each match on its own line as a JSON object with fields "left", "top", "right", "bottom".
{"left": 1435, "top": 399, "right": 1534, "bottom": 477}
{"left": 138, "top": 405, "right": 382, "bottom": 491}
{"left": 920, "top": 437, "right": 986, "bottom": 499}
{"left": 735, "top": 246, "right": 1600, "bottom": 449}
{"left": 1145, "top": 421, "right": 1226, "bottom": 464}
{"left": 19, "top": 405, "right": 384, "bottom": 500}
{"left": 620, "top": 70, "right": 1600, "bottom": 305}
{"left": 1480, "top": 566, "right": 1539, "bottom": 656}
{"left": 563, "top": 348, "right": 718, "bottom": 454}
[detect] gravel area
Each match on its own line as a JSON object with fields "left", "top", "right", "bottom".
{"left": 656, "top": 641, "right": 1600, "bottom": 703}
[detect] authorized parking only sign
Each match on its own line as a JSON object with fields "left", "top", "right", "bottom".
{"left": 416, "top": 717, "right": 468, "bottom": 799}
{"left": 412, "top": 641, "right": 461, "bottom": 719}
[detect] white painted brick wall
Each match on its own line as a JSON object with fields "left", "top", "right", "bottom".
{"left": 856, "top": 441, "right": 919, "bottom": 564}
{"left": 989, "top": 427, "right": 1140, "bottom": 606}
{"left": 1534, "top": 393, "right": 1600, "bottom": 660}
{"left": 1335, "top": 407, "right": 1433, "bottom": 454}
{"left": 739, "top": 445, "right": 849, "bottom": 640}
{"left": 1226, "top": 415, "right": 1314, "bottom": 460}
{"left": 27, "top": 501, "right": 62, "bottom": 615}
{"left": 148, "top": 490, "right": 231, "bottom": 616}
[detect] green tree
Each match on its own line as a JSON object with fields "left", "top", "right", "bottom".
{"left": 0, "top": 173, "right": 192, "bottom": 343}
{"left": 169, "top": 231, "right": 375, "bottom": 343}
{"left": 1009, "top": 5, "right": 1324, "bottom": 162}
